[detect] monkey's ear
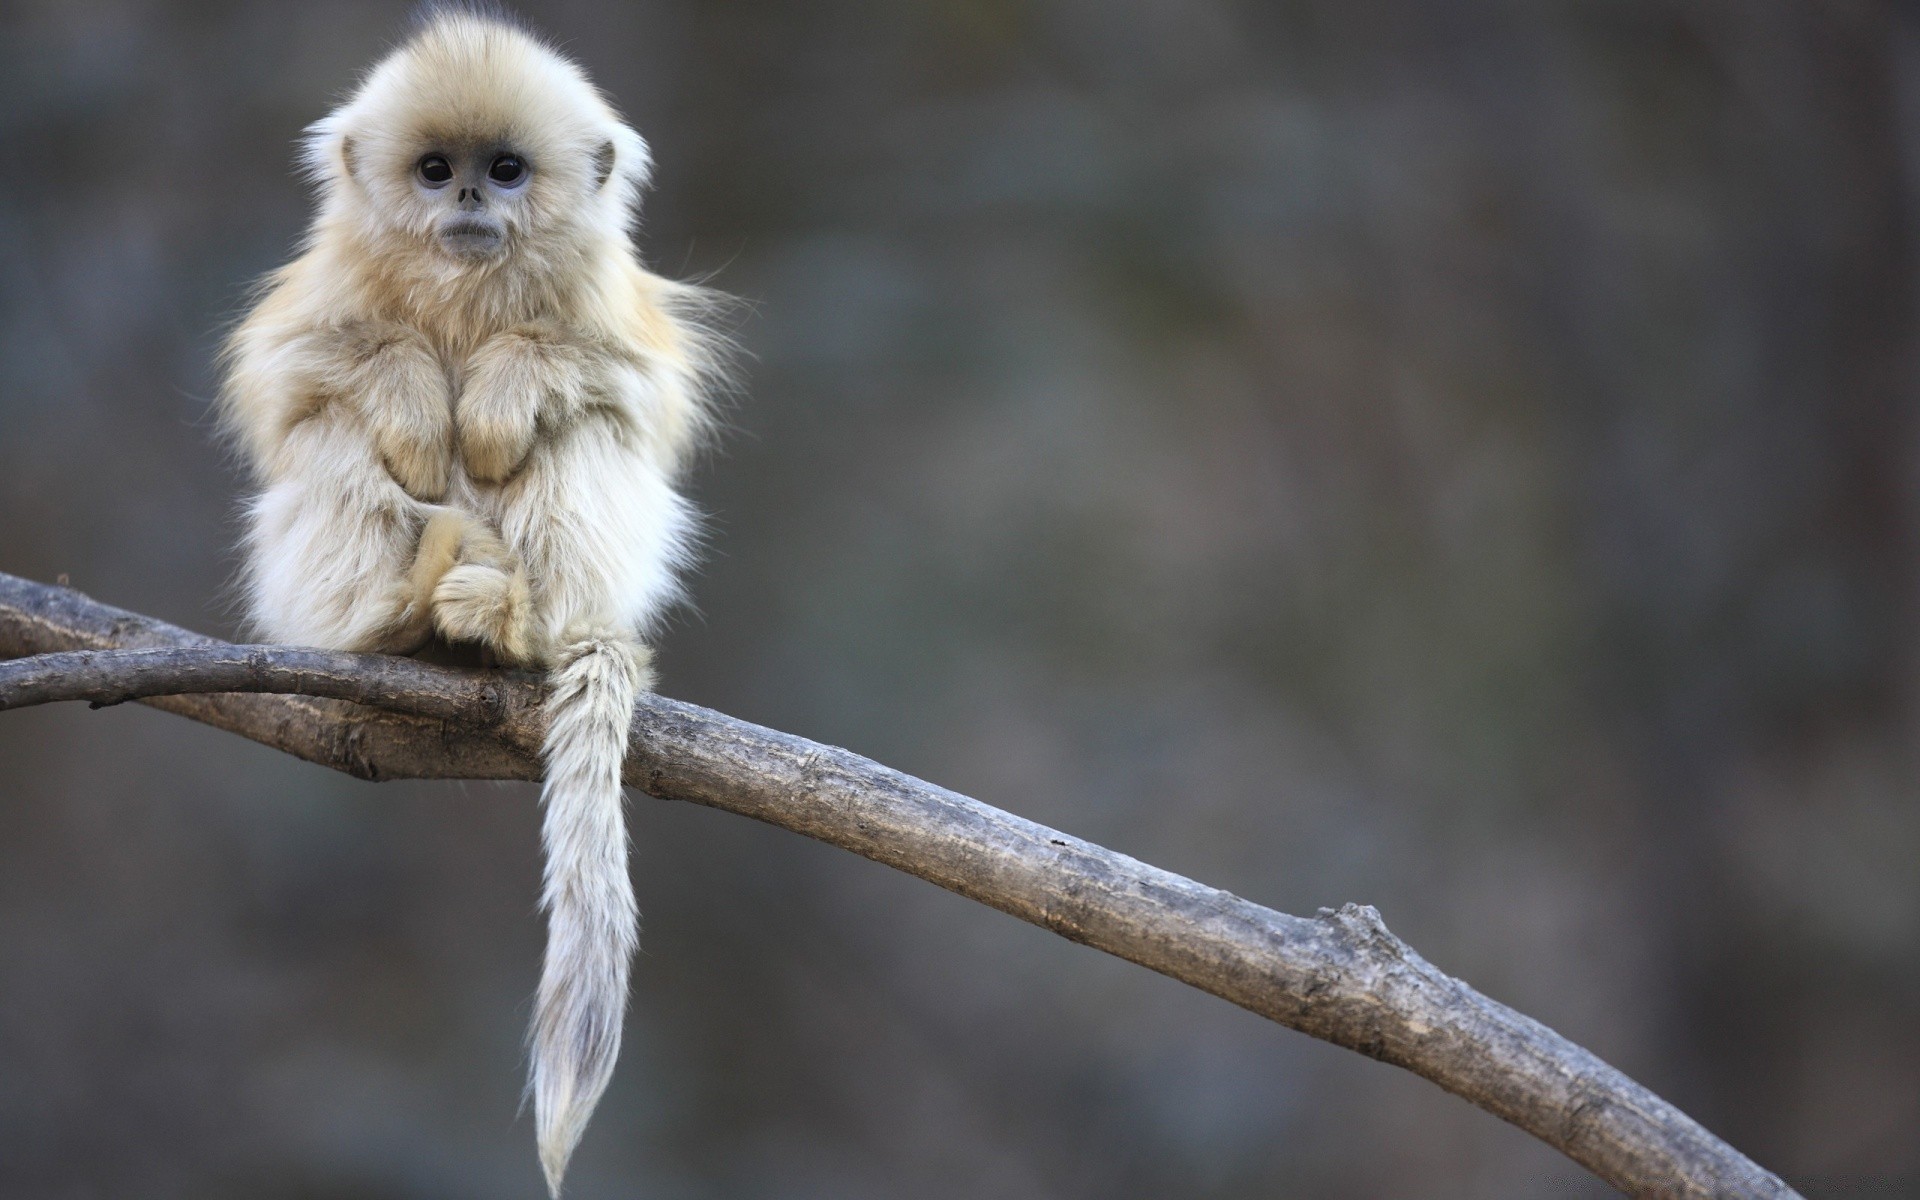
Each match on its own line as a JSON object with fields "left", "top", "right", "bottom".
{"left": 340, "top": 136, "right": 358, "bottom": 180}
{"left": 592, "top": 140, "right": 615, "bottom": 190}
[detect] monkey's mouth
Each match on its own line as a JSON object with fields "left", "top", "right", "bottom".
{"left": 438, "top": 219, "right": 506, "bottom": 260}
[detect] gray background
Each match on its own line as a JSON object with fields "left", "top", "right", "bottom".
{"left": 3, "top": 1, "right": 1917, "bottom": 1197}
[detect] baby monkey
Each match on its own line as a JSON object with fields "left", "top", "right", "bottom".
{"left": 220, "top": 10, "right": 718, "bottom": 1192}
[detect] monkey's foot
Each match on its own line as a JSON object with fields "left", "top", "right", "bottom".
{"left": 457, "top": 326, "right": 582, "bottom": 483}
{"left": 455, "top": 407, "right": 537, "bottom": 484}
{"left": 454, "top": 364, "right": 539, "bottom": 483}
{"left": 380, "top": 433, "right": 453, "bottom": 502}
{"left": 370, "top": 379, "right": 456, "bottom": 501}
{"left": 433, "top": 561, "right": 537, "bottom": 665}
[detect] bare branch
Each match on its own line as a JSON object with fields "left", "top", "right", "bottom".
{"left": 0, "top": 644, "right": 539, "bottom": 723}
{"left": 0, "top": 571, "right": 1797, "bottom": 1199}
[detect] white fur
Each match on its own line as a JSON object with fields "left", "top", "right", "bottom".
{"left": 531, "top": 627, "right": 649, "bottom": 1190}
{"left": 218, "top": 12, "right": 719, "bottom": 1193}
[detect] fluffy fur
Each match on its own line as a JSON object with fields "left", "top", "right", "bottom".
{"left": 218, "top": 11, "right": 718, "bottom": 1192}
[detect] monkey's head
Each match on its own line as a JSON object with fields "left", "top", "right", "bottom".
{"left": 304, "top": 9, "right": 651, "bottom": 273}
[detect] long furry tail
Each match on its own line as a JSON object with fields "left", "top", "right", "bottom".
{"left": 530, "top": 627, "right": 652, "bottom": 1196}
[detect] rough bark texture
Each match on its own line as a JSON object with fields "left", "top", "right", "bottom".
{"left": 0, "top": 571, "right": 1797, "bottom": 1199}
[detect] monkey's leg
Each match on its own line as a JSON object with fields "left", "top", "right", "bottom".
{"left": 491, "top": 411, "right": 694, "bottom": 657}
{"left": 245, "top": 412, "right": 449, "bottom": 653}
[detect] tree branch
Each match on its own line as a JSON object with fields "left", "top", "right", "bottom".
{"left": 0, "top": 571, "right": 1796, "bottom": 1199}
{"left": 0, "top": 644, "right": 540, "bottom": 723}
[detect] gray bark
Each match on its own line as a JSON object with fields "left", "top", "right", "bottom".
{"left": 0, "top": 571, "right": 1797, "bottom": 1199}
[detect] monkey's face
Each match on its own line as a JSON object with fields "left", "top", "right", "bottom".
{"left": 409, "top": 144, "right": 530, "bottom": 262}
{"left": 312, "top": 15, "right": 648, "bottom": 275}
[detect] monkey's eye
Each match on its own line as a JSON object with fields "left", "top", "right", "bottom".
{"left": 417, "top": 155, "right": 454, "bottom": 186}
{"left": 488, "top": 155, "right": 527, "bottom": 186}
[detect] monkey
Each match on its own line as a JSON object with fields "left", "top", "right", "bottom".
{"left": 218, "top": 9, "right": 721, "bottom": 1193}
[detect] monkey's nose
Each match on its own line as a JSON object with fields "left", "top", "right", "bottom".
{"left": 457, "top": 187, "right": 486, "bottom": 210}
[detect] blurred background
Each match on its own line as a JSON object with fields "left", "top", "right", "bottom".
{"left": 2, "top": 1, "right": 1916, "bottom": 1196}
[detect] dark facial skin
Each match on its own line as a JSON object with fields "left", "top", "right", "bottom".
{"left": 414, "top": 148, "right": 530, "bottom": 260}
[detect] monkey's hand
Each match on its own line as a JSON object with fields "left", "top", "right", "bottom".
{"left": 337, "top": 325, "right": 455, "bottom": 502}
{"left": 458, "top": 326, "right": 593, "bottom": 484}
